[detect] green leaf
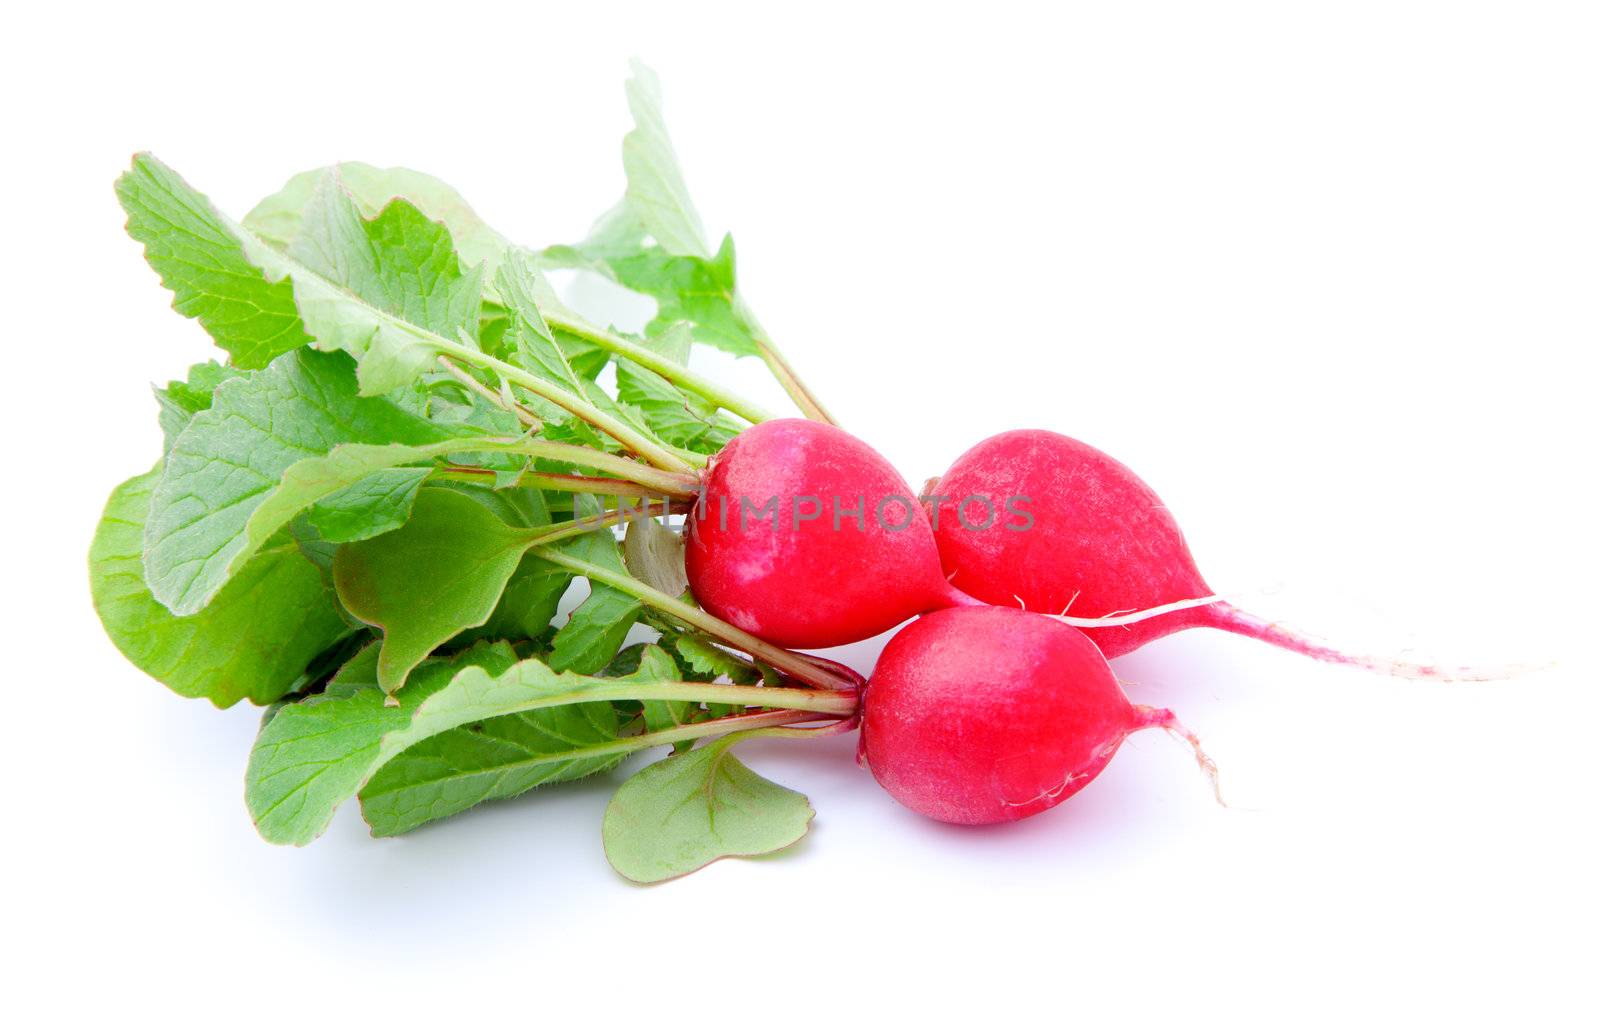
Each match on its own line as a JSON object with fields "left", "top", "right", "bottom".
{"left": 117, "top": 156, "right": 313, "bottom": 368}
{"left": 90, "top": 469, "right": 349, "bottom": 707}
{"left": 327, "top": 639, "right": 384, "bottom": 687}
{"left": 602, "top": 733, "right": 813, "bottom": 883}
{"left": 143, "top": 348, "right": 508, "bottom": 616}
{"left": 305, "top": 467, "right": 430, "bottom": 543}
{"left": 610, "top": 235, "right": 757, "bottom": 355}
{"left": 549, "top": 496, "right": 642, "bottom": 673}
{"left": 120, "top": 154, "right": 481, "bottom": 396}
{"left": 333, "top": 487, "right": 537, "bottom": 695}
{"left": 244, "top": 163, "right": 511, "bottom": 281}
{"left": 247, "top": 653, "right": 470, "bottom": 846}
{"left": 494, "top": 248, "right": 601, "bottom": 440}
{"left": 447, "top": 484, "right": 552, "bottom": 529}
{"left": 622, "top": 60, "right": 710, "bottom": 259}
{"left": 460, "top": 555, "right": 572, "bottom": 644}
{"left": 246, "top": 647, "right": 678, "bottom": 845}
{"left": 671, "top": 632, "right": 763, "bottom": 685}
{"left": 154, "top": 361, "right": 249, "bottom": 452}
{"left": 550, "top": 223, "right": 759, "bottom": 357}
{"left": 615, "top": 326, "right": 741, "bottom": 452}
{"left": 358, "top": 647, "right": 685, "bottom": 837}
{"left": 635, "top": 640, "right": 693, "bottom": 744}
{"left": 285, "top": 171, "right": 484, "bottom": 393}
{"left": 541, "top": 64, "right": 760, "bottom": 358}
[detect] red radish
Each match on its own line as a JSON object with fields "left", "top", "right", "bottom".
{"left": 860, "top": 606, "right": 1215, "bottom": 825}
{"left": 686, "top": 418, "right": 978, "bottom": 648}
{"left": 928, "top": 429, "right": 1463, "bottom": 677}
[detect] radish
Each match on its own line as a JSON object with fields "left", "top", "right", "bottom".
{"left": 928, "top": 429, "right": 1466, "bottom": 677}
{"left": 685, "top": 418, "right": 978, "bottom": 648}
{"left": 859, "top": 605, "right": 1216, "bottom": 825}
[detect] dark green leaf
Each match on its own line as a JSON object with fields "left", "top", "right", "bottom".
{"left": 359, "top": 646, "right": 683, "bottom": 837}
{"left": 458, "top": 555, "right": 572, "bottom": 645}
{"left": 305, "top": 468, "right": 430, "bottom": 543}
{"left": 549, "top": 496, "right": 642, "bottom": 673}
{"left": 333, "top": 487, "right": 536, "bottom": 695}
{"left": 248, "top": 646, "right": 678, "bottom": 845}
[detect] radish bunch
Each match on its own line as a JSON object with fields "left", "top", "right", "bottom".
{"left": 97, "top": 64, "right": 1479, "bottom": 881}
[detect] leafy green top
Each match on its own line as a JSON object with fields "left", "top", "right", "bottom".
{"left": 94, "top": 63, "right": 850, "bottom": 884}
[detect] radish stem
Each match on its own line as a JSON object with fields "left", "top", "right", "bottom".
{"left": 436, "top": 465, "right": 690, "bottom": 501}
{"left": 436, "top": 356, "right": 541, "bottom": 430}
{"left": 531, "top": 546, "right": 859, "bottom": 693}
{"left": 735, "top": 297, "right": 836, "bottom": 425}
{"left": 523, "top": 679, "right": 856, "bottom": 715}
{"left": 545, "top": 313, "right": 776, "bottom": 425}
{"left": 467, "top": 436, "right": 702, "bottom": 495}
{"left": 444, "top": 347, "right": 695, "bottom": 474}
{"left": 525, "top": 499, "right": 695, "bottom": 546}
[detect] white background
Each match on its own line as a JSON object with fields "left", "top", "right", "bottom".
{"left": 5, "top": 2, "right": 1596, "bottom": 1013}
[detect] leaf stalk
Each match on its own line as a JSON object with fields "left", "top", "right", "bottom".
{"left": 444, "top": 347, "right": 696, "bottom": 474}
{"left": 531, "top": 547, "right": 859, "bottom": 693}
{"left": 546, "top": 313, "right": 777, "bottom": 426}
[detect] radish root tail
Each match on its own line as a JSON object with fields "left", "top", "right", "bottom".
{"left": 1203, "top": 603, "right": 1535, "bottom": 682}
{"left": 1134, "top": 706, "right": 1225, "bottom": 807}
{"left": 1054, "top": 594, "right": 1223, "bottom": 628}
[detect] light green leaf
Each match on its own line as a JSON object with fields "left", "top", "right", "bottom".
{"left": 333, "top": 487, "right": 537, "bottom": 695}
{"left": 143, "top": 348, "right": 506, "bottom": 616}
{"left": 622, "top": 60, "right": 710, "bottom": 259}
{"left": 90, "top": 469, "right": 349, "bottom": 707}
{"left": 602, "top": 733, "right": 813, "bottom": 883}
{"left": 305, "top": 467, "right": 430, "bottom": 543}
{"left": 244, "top": 163, "right": 511, "bottom": 280}
{"left": 615, "top": 326, "right": 741, "bottom": 452}
{"left": 154, "top": 361, "right": 249, "bottom": 452}
{"left": 536, "top": 200, "right": 645, "bottom": 276}
{"left": 549, "top": 496, "right": 642, "bottom": 673}
{"left": 117, "top": 155, "right": 312, "bottom": 368}
{"left": 358, "top": 647, "right": 685, "bottom": 837}
{"left": 611, "top": 235, "right": 757, "bottom": 355}
{"left": 551, "top": 223, "right": 759, "bottom": 357}
{"left": 542, "top": 64, "right": 761, "bottom": 357}
{"left": 494, "top": 247, "right": 600, "bottom": 439}
{"left": 247, "top": 647, "right": 677, "bottom": 845}
{"left": 120, "top": 154, "right": 480, "bottom": 397}
{"left": 285, "top": 171, "right": 484, "bottom": 393}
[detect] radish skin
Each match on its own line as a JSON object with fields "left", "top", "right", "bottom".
{"left": 930, "top": 429, "right": 1490, "bottom": 678}
{"left": 686, "top": 419, "right": 978, "bottom": 648}
{"left": 860, "top": 606, "right": 1214, "bottom": 825}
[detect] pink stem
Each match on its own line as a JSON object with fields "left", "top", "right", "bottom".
{"left": 931, "top": 583, "right": 989, "bottom": 611}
